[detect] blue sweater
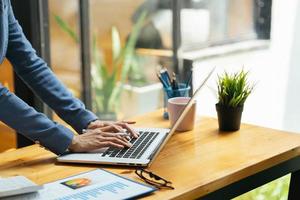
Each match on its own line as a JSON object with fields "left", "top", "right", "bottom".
{"left": 0, "top": 0, "right": 98, "bottom": 154}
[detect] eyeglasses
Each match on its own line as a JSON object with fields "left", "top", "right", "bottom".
{"left": 135, "top": 168, "right": 174, "bottom": 190}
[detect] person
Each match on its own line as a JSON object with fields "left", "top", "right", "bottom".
{"left": 0, "top": 0, "right": 138, "bottom": 155}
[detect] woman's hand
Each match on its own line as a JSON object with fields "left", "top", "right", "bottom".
{"left": 68, "top": 120, "right": 139, "bottom": 152}
{"left": 87, "top": 120, "right": 139, "bottom": 138}
{"left": 69, "top": 128, "right": 132, "bottom": 152}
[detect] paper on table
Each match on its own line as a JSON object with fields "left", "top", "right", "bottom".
{"left": 0, "top": 176, "right": 43, "bottom": 198}
{"left": 2, "top": 169, "right": 156, "bottom": 200}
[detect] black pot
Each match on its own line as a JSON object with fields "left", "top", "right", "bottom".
{"left": 216, "top": 104, "right": 244, "bottom": 131}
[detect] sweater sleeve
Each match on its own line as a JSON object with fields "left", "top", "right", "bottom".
{"left": 0, "top": 84, "right": 74, "bottom": 155}
{"left": 5, "top": 0, "right": 98, "bottom": 134}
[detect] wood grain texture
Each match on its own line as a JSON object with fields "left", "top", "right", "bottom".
{"left": 1, "top": 110, "right": 300, "bottom": 199}
{"left": 0, "top": 122, "right": 16, "bottom": 152}
{"left": 0, "top": 59, "right": 16, "bottom": 151}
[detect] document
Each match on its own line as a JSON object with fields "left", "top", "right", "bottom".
{"left": 2, "top": 169, "right": 156, "bottom": 200}
{"left": 0, "top": 176, "right": 43, "bottom": 198}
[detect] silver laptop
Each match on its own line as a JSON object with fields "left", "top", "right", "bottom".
{"left": 57, "top": 68, "right": 215, "bottom": 167}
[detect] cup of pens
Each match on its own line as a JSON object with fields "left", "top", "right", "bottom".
{"left": 163, "top": 84, "right": 191, "bottom": 119}
{"left": 157, "top": 68, "right": 192, "bottom": 119}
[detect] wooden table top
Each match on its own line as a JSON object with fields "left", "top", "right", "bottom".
{"left": 1, "top": 110, "right": 300, "bottom": 199}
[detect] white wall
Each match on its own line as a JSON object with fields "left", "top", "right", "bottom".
{"left": 283, "top": 0, "right": 300, "bottom": 132}
{"left": 192, "top": 0, "right": 300, "bottom": 132}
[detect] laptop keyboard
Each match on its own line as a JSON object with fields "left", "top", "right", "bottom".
{"left": 101, "top": 131, "right": 159, "bottom": 159}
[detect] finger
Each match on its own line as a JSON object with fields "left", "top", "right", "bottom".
{"left": 118, "top": 135, "right": 130, "bottom": 142}
{"left": 105, "top": 137, "right": 132, "bottom": 148}
{"left": 81, "top": 128, "right": 101, "bottom": 135}
{"left": 88, "top": 121, "right": 120, "bottom": 129}
{"left": 121, "top": 120, "right": 136, "bottom": 124}
{"left": 99, "top": 126, "right": 118, "bottom": 132}
{"left": 69, "top": 134, "right": 127, "bottom": 152}
{"left": 126, "top": 135, "right": 131, "bottom": 141}
{"left": 116, "top": 122, "right": 139, "bottom": 138}
{"left": 99, "top": 125, "right": 125, "bottom": 133}
{"left": 114, "top": 133, "right": 131, "bottom": 142}
{"left": 101, "top": 132, "right": 130, "bottom": 142}
{"left": 101, "top": 141, "right": 124, "bottom": 149}
{"left": 120, "top": 134, "right": 131, "bottom": 141}
{"left": 102, "top": 121, "right": 116, "bottom": 127}
{"left": 87, "top": 120, "right": 105, "bottom": 129}
{"left": 115, "top": 132, "right": 130, "bottom": 137}
{"left": 111, "top": 123, "right": 125, "bottom": 132}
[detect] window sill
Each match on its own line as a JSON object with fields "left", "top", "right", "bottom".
{"left": 182, "top": 40, "right": 270, "bottom": 61}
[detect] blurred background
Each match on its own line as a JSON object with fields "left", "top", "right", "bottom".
{"left": 2, "top": 0, "right": 300, "bottom": 198}
{"left": 0, "top": 0, "right": 271, "bottom": 151}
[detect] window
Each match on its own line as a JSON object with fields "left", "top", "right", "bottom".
{"left": 89, "top": 0, "right": 170, "bottom": 119}
{"left": 179, "top": 0, "right": 272, "bottom": 51}
{"left": 48, "top": 0, "right": 272, "bottom": 120}
{"left": 11, "top": 0, "right": 272, "bottom": 123}
{"left": 49, "top": 0, "right": 82, "bottom": 99}
{"left": 181, "top": 0, "right": 255, "bottom": 50}
{"left": 48, "top": 0, "right": 83, "bottom": 127}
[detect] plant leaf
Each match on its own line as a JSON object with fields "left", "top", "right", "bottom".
{"left": 54, "top": 15, "right": 79, "bottom": 43}
{"left": 112, "top": 26, "right": 121, "bottom": 64}
{"left": 217, "top": 69, "right": 254, "bottom": 107}
{"left": 119, "top": 11, "right": 147, "bottom": 83}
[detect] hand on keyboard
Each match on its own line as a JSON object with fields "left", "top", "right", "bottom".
{"left": 102, "top": 131, "right": 159, "bottom": 159}
{"left": 87, "top": 120, "right": 140, "bottom": 138}
{"left": 69, "top": 129, "right": 133, "bottom": 153}
{"left": 69, "top": 120, "right": 139, "bottom": 153}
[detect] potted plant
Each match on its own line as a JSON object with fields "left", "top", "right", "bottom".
{"left": 216, "top": 70, "right": 254, "bottom": 131}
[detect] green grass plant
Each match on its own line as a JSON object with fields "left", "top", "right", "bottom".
{"left": 54, "top": 12, "right": 147, "bottom": 115}
{"left": 234, "top": 174, "right": 290, "bottom": 200}
{"left": 217, "top": 70, "right": 254, "bottom": 107}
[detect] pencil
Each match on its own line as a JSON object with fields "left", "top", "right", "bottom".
{"left": 185, "top": 69, "right": 193, "bottom": 88}
{"left": 156, "top": 72, "right": 168, "bottom": 88}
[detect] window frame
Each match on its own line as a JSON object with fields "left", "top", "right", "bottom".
{"left": 10, "top": 0, "right": 272, "bottom": 148}
{"left": 11, "top": 0, "right": 52, "bottom": 147}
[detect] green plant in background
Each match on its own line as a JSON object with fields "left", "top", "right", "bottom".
{"left": 54, "top": 15, "right": 79, "bottom": 43}
{"left": 217, "top": 70, "right": 254, "bottom": 107}
{"left": 54, "top": 12, "right": 147, "bottom": 118}
{"left": 127, "top": 55, "right": 148, "bottom": 87}
{"left": 234, "top": 175, "right": 290, "bottom": 200}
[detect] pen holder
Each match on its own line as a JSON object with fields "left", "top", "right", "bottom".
{"left": 163, "top": 83, "right": 191, "bottom": 119}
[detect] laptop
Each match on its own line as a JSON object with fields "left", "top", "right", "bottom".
{"left": 57, "top": 67, "right": 215, "bottom": 167}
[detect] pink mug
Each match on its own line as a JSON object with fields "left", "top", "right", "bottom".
{"left": 167, "top": 97, "right": 196, "bottom": 131}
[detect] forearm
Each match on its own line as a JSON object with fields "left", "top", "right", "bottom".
{"left": 0, "top": 85, "right": 74, "bottom": 155}
{"left": 11, "top": 58, "right": 97, "bottom": 133}
{"left": 5, "top": 0, "right": 97, "bottom": 133}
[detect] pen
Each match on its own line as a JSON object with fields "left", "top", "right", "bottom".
{"left": 156, "top": 72, "right": 169, "bottom": 88}
{"left": 172, "top": 72, "right": 179, "bottom": 90}
{"left": 160, "top": 68, "right": 171, "bottom": 87}
{"left": 185, "top": 69, "right": 193, "bottom": 88}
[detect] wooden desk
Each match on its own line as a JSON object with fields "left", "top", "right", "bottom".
{"left": 1, "top": 110, "right": 300, "bottom": 199}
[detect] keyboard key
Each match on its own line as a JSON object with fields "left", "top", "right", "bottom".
{"left": 102, "top": 147, "right": 118, "bottom": 157}
{"left": 130, "top": 132, "right": 155, "bottom": 159}
{"left": 109, "top": 148, "right": 122, "bottom": 157}
{"left": 122, "top": 133, "right": 148, "bottom": 158}
{"left": 137, "top": 133, "right": 158, "bottom": 159}
{"left": 101, "top": 131, "right": 159, "bottom": 159}
{"left": 116, "top": 148, "right": 129, "bottom": 158}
